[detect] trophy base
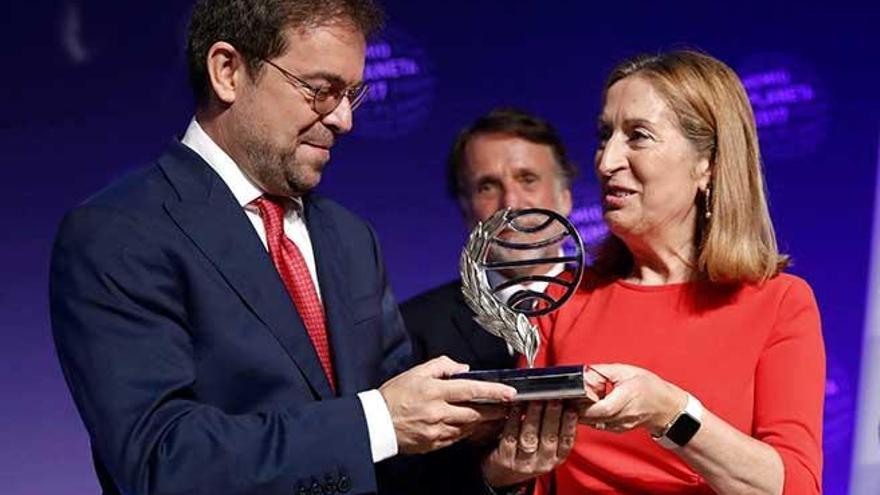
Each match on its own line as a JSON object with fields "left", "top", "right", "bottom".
{"left": 451, "top": 364, "right": 592, "bottom": 402}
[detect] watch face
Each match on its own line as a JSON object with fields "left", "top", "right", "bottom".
{"left": 666, "top": 413, "right": 701, "bottom": 446}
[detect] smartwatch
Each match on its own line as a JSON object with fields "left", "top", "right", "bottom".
{"left": 652, "top": 392, "right": 703, "bottom": 449}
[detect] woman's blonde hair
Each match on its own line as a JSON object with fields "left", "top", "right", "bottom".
{"left": 593, "top": 50, "right": 788, "bottom": 284}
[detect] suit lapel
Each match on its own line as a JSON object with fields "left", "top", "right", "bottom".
{"left": 305, "top": 199, "right": 357, "bottom": 395}
{"left": 159, "top": 142, "right": 334, "bottom": 399}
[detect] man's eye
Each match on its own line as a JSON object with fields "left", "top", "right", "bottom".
{"left": 477, "top": 183, "right": 497, "bottom": 194}
{"left": 313, "top": 87, "right": 334, "bottom": 101}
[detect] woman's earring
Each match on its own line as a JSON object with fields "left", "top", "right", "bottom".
{"left": 704, "top": 186, "right": 712, "bottom": 220}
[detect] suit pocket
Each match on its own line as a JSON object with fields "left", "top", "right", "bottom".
{"left": 351, "top": 293, "right": 381, "bottom": 324}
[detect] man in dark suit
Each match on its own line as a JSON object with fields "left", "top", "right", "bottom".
{"left": 49, "top": 2, "right": 515, "bottom": 494}
{"left": 401, "top": 108, "right": 577, "bottom": 370}
{"left": 400, "top": 109, "right": 579, "bottom": 491}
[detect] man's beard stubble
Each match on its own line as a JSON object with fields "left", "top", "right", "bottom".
{"left": 239, "top": 128, "right": 324, "bottom": 198}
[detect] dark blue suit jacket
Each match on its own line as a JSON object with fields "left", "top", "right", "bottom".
{"left": 50, "top": 141, "right": 412, "bottom": 495}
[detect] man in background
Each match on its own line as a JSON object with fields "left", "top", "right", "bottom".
{"left": 401, "top": 108, "right": 577, "bottom": 370}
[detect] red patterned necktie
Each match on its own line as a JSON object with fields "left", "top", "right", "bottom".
{"left": 253, "top": 196, "right": 335, "bottom": 392}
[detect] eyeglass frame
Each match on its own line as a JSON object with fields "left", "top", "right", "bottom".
{"left": 259, "top": 58, "right": 369, "bottom": 115}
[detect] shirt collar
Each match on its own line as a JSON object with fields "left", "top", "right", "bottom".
{"left": 180, "top": 117, "right": 304, "bottom": 211}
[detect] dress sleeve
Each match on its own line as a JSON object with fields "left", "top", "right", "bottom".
{"left": 753, "top": 277, "right": 825, "bottom": 494}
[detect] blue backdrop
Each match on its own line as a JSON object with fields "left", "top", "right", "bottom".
{"left": 2, "top": 1, "right": 877, "bottom": 493}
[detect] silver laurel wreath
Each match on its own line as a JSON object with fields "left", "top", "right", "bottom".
{"left": 460, "top": 208, "right": 540, "bottom": 368}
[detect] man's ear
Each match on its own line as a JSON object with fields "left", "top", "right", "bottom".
{"left": 205, "top": 41, "right": 246, "bottom": 105}
{"left": 559, "top": 186, "right": 573, "bottom": 217}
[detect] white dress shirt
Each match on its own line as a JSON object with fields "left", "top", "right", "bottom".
{"left": 181, "top": 118, "right": 398, "bottom": 463}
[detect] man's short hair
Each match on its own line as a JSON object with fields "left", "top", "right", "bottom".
{"left": 187, "top": 0, "right": 384, "bottom": 104}
{"left": 446, "top": 108, "right": 577, "bottom": 199}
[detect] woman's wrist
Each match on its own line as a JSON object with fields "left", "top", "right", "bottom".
{"left": 650, "top": 383, "right": 688, "bottom": 436}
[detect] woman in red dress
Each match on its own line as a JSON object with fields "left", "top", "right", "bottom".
{"left": 532, "top": 51, "right": 824, "bottom": 494}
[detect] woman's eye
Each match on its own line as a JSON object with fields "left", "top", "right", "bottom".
{"left": 631, "top": 129, "right": 652, "bottom": 142}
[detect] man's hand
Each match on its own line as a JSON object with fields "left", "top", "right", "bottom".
{"left": 380, "top": 356, "right": 516, "bottom": 454}
{"left": 481, "top": 401, "right": 579, "bottom": 488}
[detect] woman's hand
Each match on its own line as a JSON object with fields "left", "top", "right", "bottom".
{"left": 578, "top": 364, "right": 687, "bottom": 436}
{"left": 481, "top": 401, "right": 579, "bottom": 488}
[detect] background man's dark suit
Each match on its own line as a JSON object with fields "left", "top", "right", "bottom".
{"left": 50, "top": 142, "right": 411, "bottom": 495}
{"left": 401, "top": 280, "right": 515, "bottom": 370}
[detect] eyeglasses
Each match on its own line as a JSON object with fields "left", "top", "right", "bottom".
{"left": 261, "top": 59, "right": 369, "bottom": 115}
